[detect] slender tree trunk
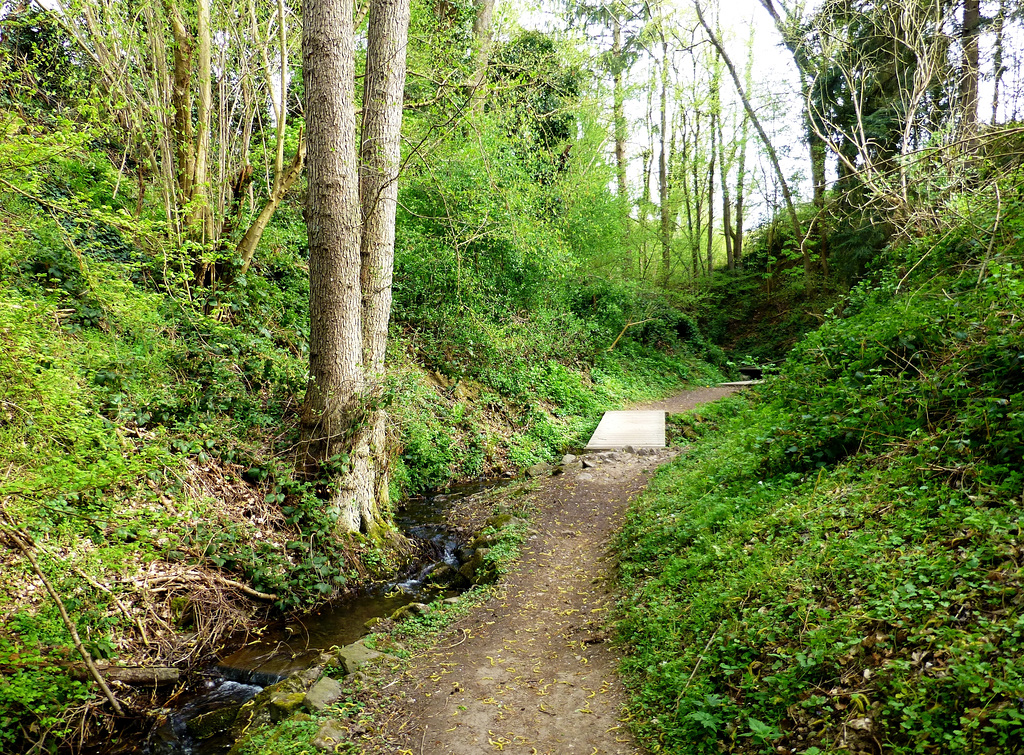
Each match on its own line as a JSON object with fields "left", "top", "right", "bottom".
{"left": 301, "top": 0, "right": 365, "bottom": 533}
{"left": 143, "top": 1, "right": 178, "bottom": 231}
{"left": 993, "top": 0, "right": 1005, "bottom": 123}
{"left": 960, "top": 0, "right": 981, "bottom": 141}
{"left": 467, "top": 0, "right": 495, "bottom": 98}
{"left": 613, "top": 14, "right": 630, "bottom": 278}
{"left": 235, "top": 2, "right": 305, "bottom": 274}
{"left": 717, "top": 110, "right": 733, "bottom": 270}
{"left": 658, "top": 34, "right": 671, "bottom": 286}
{"left": 679, "top": 111, "right": 696, "bottom": 278}
{"left": 237, "top": 141, "right": 306, "bottom": 274}
{"left": 192, "top": 0, "right": 214, "bottom": 241}
{"left": 733, "top": 24, "right": 755, "bottom": 269}
{"left": 612, "top": 15, "right": 628, "bottom": 201}
{"left": 274, "top": 0, "right": 288, "bottom": 181}
{"left": 758, "top": 0, "right": 824, "bottom": 280}
{"left": 707, "top": 113, "right": 715, "bottom": 280}
{"left": 165, "top": 1, "right": 195, "bottom": 209}
{"left": 734, "top": 117, "right": 747, "bottom": 268}
{"left": 810, "top": 125, "right": 827, "bottom": 276}
{"left": 241, "top": 77, "right": 256, "bottom": 214}
{"left": 691, "top": 138, "right": 703, "bottom": 278}
{"left": 356, "top": 0, "right": 411, "bottom": 539}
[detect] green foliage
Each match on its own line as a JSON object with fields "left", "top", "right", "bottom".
{"left": 618, "top": 256, "right": 1024, "bottom": 753}
{"left": 0, "top": 17, "right": 725, "bottom": 750}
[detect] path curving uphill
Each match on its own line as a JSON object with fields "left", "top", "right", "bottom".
{"left": 365, "top": 386, "right": 739, "bottom": 755}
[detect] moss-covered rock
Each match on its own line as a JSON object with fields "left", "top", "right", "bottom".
{"left": 186, "top": 706, "right": 241, "bottom": 739}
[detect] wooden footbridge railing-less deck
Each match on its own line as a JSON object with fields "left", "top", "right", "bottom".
{"left": 585, "top": 410, "right": 666, "bottom": 450}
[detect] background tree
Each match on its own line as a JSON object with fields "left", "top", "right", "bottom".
{"left": 45, "top": 0, "right": 305, "bottom": 279}
{"left": 694, "top": 0, "right": 807, "bottom": 289}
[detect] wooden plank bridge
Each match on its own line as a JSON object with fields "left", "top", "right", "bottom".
{"left": 585, "top": 410, "right": 666, "bottom": 450}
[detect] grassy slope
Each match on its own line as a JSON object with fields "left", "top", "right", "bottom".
{"left": 617, "top": 260, "right": 1024, "bottom": 753}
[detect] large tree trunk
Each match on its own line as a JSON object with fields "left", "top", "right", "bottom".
{"left": 301, "top": 0, "right": 365, "bottom": 533}
{"left": 356, "top": 0, "right": 411, "bottom": 539}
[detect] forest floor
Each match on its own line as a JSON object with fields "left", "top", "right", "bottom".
{"left": 360, "top": 386, "right": 738, "bottom": 755}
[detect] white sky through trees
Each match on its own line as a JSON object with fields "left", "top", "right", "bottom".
{"left": 516, "top": 0, "right": 1024, "bottom": 228}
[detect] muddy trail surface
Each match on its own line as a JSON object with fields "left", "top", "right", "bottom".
{"left": 362, "top": 386, "right": 738, "bottom": 755}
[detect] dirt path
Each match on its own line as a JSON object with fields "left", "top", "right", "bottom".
{"left": 364, "top": 386, "right": 738, "bottom": 755}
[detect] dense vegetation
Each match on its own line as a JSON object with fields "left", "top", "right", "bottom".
{"left": 618, "top": 190, "right": 1024, "bottom": 753}
{"left": 0, "top": 2, "right": 727, "bottom": 750}
{"left": 2, "top": 0, "right": 1022, "bottom": 751}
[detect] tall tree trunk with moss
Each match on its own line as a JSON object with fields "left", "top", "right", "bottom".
{"left": 354, "top": 0, "right": 411, "bottom": 539}
{"left": 301, "top": 0, "right": 365, "bottom": 532}
{"left": 165, "top": 0, "right": 195, "bottom": 220}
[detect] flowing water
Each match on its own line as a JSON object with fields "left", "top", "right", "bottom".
{"left": 137, "top": 478, "right": 510, "bottom": 755}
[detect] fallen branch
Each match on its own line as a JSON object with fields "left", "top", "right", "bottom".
{"left": 0, "top": 510, "right": 124, "bottom": 715}
{"left": 138, "top": 571, "right": 278, "bottom": 601}
{"left": 607, "top": 318, "right": 658, "bottom": 352}
{"left": 69, "top": 664, "right": 179, "bottom": 686}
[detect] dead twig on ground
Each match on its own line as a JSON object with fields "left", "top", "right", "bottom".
{"left": 0, "top": 508, "right": 124, "bottom": 715}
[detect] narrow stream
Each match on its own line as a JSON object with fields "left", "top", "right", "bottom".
{"left": 139, "top": 478, "right": 510, "bottom": 755}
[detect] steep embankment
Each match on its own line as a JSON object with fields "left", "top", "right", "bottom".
{"left": 617, "top": 265, "right": 1024, "bottom": 754}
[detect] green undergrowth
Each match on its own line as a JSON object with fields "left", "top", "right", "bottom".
{"left": 0, "top": 50, "right": 720, "bottom": 745}
{"left": 618, "top": 259, "right": 1024, "bottom": 753}
{"left": 389, "top": 345, "right": 717, "bottom": 494}
{"left": 0, "top": 163, "right": 714, "bottom": 750}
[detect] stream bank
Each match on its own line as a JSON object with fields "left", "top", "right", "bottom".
{"left": 120, "top": 478, "right": 515, "bottom": 755}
